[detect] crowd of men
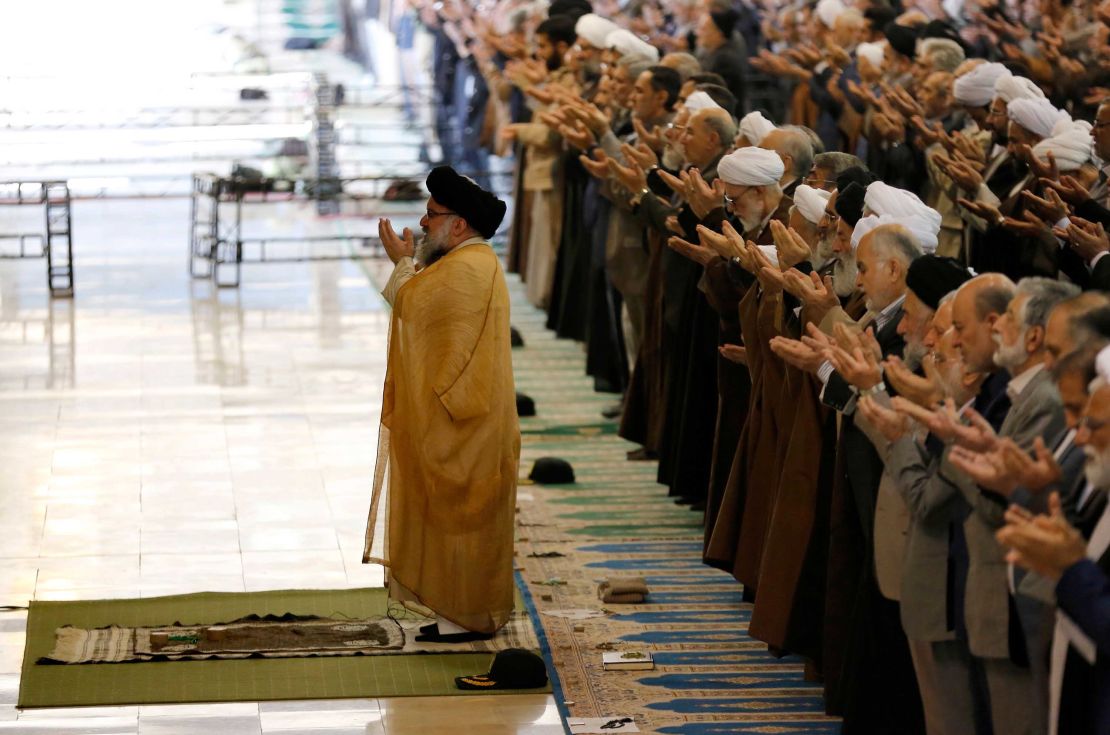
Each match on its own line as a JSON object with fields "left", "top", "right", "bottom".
{"left": 408, "top": 0, "right": 1110, "bottom": 732}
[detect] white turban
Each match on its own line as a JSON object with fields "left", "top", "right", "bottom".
{"left": 757, "top": 245, "right": 780, "bottom": 267}
{"left": 1094, "top": 345, "right": 1110, "bottom": 389}
{"left": 793, "top": 184, "right": 832, "bottom": 225}
{"left": 718, "top": 147, "right": 785, "bottom": 186}
{"left": 994, "top": 75, "right": 1045, "bottom": 104}
{"left": 816, "top": 0, "right": 847, "bottom": 27}
{"left": 605, "top": 29, "right": 659, "bottom": 63}
{"left": 856, "top": 42, "right": 884, "bottom": 69}
{"left": 738, "top": 110, "right": 776, "bottom": 146}
{"left": 953, "top": 62, "right": 1011, "bottom": 107}
{"left": 1007, "top": 97, "right": 1070, "bottom": 139}
{"left": 865, "top": 182, "right": 943, "bottom": 225}
{"left": 575, "top": 14, "right": 620, "bottom": 49}
{"left": 1033, "top": 120, "right": 1093, "bottom": 172}
{"left": 684, "top": 91, "right": 723, "bottom": 112}
{"left": 851, "top": 214, "right": 940, "bottom": 254}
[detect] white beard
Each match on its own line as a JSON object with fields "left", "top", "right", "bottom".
{"left": 1084, "top": 443, "right": 1110, "bottom": 490}
{"left": 832, "top": 255, "right": 858, "bottom": 298}
{"left": 992, "top": 330, "right": 1027, "bottom": 372}
{"left": 662, "top": 144, "right": 685, "bottom": 170}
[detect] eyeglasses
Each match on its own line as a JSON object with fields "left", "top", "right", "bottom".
{"left": 425, "top": 209, "right": 453, "bottom": 219}
{"left": 1079, "top": 414, "right": 1110, "bottom": 433}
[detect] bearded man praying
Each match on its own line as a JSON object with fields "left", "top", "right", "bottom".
{"left": 363, "top": 166, "right": 520, "bottom": 643}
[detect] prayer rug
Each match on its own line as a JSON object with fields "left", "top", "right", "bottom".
{"left": 505, "top": 276, "right": 841, "bottom": 734}
{"left": 18, "top": 586, "right": 548, "bottom": 708}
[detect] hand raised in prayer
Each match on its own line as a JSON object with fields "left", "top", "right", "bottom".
{"left": 665, "top": 215, "right": 685, "bottom": 236}
{"left": 883, "top": 355, "right": 939, "bottom": 408}
{"left": 695, "top": 224, "right": 742, "bottom": 260}
{"left": 996, "top": 493, "right": 1086, "bottom": 582}
{"left": 826, "top": 324, "right": 882, "bottom": 390}
{"left": 621, "top": 141, "right": 658, "bottom": 171}
{"left": 956, "top": 197, "right": 1004, "bottom": 227}
{"left": 666, "top": 235, "right": 716, "bottom": 266}
{"left": 579, "top": 149, "right": 611, "bottom": 179}
{"left": 559, "top": 121, "right": 596, "bottom": 152}
{"left": 783, "top": 270, "right": 838, "bottom": 322}
{"left": 685, "top": 170, "right": 726, "bottom": 220}
{"left": 524, "top": 85, "right": 556, "bottom": 105}
{"left": 1000, "top": 436, "right": 1062, "bottom": 492}
{"left": 947, "top": 443, "right": 1021, "bottom": 495}
{"left": 769, "top": 335, "right": 825, "bottom": 374}
{"left": 890, "top": 396, "right": 962, "bottom": 442}
{"left": 1022, "top": 187, "right": 1069, "bottom": 224}
{"left": 632, "top": 118, "right": 665, "bottom": 152}
{"left": 858, "top": 395, "right": 910, "bottom": 443}
{"left": 1058, "top": 216, "right": 1110, "bottom": 263}
{"left": 538, "top": 108, "right": 568, "bottom": 130}
{"left": 769, "top": 220, "right": 811, "bottom": 269}
{"left": 1042, "top": 174, "right": 1092, "bottom": 207}
{"left": 657, "top": 168, "right": 689, "bottom": 199}
{"left": 872, "top": 112, "right": 907, "bottom": 145}
{"left": 949, "top": 405, "right": 1000, "bottom": 452}
{"left": 378, "top": 217, "right": 415, "bottom": 264}
{"left": 910, "top": 116, "right": 942, "bottom": 147}
{"left": 576, "top": 101, "right": 611, "bottom": 136}
{"left": 607, "top": 156, "right": 647, "bottom": 194}
{"left": 719, "top": 344, "right": 748, "bottom": 365}
{"left": 825, "top": 43, "right": 851, "bottom": 69}
{"left": 944, "top": 158, "right": 986, "bottom": 194}
{"left": 951, "top": 131, "right": 987, "bottom": 164}
{"left": 1001, "top": 210, "right": 1051, "bottom": 239}
{"left": 1017, "top": 144, "right": 1059, "bottom": 181}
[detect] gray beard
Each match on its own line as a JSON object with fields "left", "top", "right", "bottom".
{"left": 662, "top": 145, "right": 685, "bottom": 170}
{"left": 415, "top": 231, "right": 449, "bottom": 267}
{"left": 1084, "top": 444, "right": 1110, "bottom": 490}
{"left": 903, "top": 340, "right": 926, "bottom": 371}
{"left": 832, "top": 257, "right": 858, "bottom": 298}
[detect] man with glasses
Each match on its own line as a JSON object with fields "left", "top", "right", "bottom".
{"left": 363, "top": 166, "right": 520, "bottom": 644}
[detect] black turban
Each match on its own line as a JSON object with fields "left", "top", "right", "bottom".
{"left": 710, "top": 8, "right": 740, "bottom": 38}
{"left": 426, "top": 166, "right": 507, "bottom": 239}
{"left": 835, "top": 165, "right": 874, "bottom": 193}
{"left": 920, "top": 19, "right": 964, "bottom": 48}
{"left": 835, "top": 182, "right": 866, "bottom": 227}
{"left": 864, "top": 5, "right": 897, "bottom": 31}
{"left": 548, "top": 0, "right": 591, "bottom": 18}
{"left": 906, "top": 255, "right": 972, "bottom": 311}
{"left": 884, "top": 22, "right": 919, "bottom": 59}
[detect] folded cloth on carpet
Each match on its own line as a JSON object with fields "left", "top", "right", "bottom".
{"left": 598, "top": 577, "right": 650, "bottom": 604}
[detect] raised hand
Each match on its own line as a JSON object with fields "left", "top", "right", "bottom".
{"left": 607, "top": 155, "right": 647, "bottom": 193}
{"left": 632, "top": 118, "right": 664, "bottom": 151}
{"left": 685, "top": 170, "right": 726, "bottom": 219}
{"left": 1059, "top": 217, "right": 1110, "bottom": 263}
{"left": 667, "top": 235, "right": 716, "bottom": 265}
{"left": 858, "top": 395, "right": 910, "bottom": 442}
{"left": 378, "top": 217, "right": 415, "bottom": 264}
{"left": 1001, "top": 210, "right": 1051, "bottom": 239}
{"left": 719, "top": 344, "right": 748, "bottom": 365}
{"left": 769, "top": 220, "right": 811, "bottom": 269}
{"left": 1022, "top": 187, "right": 1069, "bottom": 223}
{"left": 579, "top": 149, "right": 611, "bottom": 179}
{"left": 827, "top": 325, "right": 882, "bottom": 390}
{"left": 621, "top": 141, "right": 658, "bottom": 171}
{"left": 950, "top": 406, "right": 999, "bottom": 452}
{"left": 695, "top": 224, "right": 742, "bottom": 259}
{"left": 883, "top": 355, "right": 939, "bottom": 408}
{"left": 1000, "top": 436, "right": 1062, "bottom": 492}
{"left": 948, "top": 443, "right": 1019, "bottom": 494}
{"left": 957, "top": 197, "right": 1003, "bottom": 227}
{"left": 769, "top": 335, "right": 825, "bottom": 374}
{"left": 995, "top": 492, "right": 1086, "bottom": 581}
{"left": 1042, "top": 175, "right": 1092, "bottom": 206}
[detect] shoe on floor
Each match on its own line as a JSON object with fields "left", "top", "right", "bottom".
{"left": 626, "top": 448, "right": 658, "bottom": 461}
{"left": 601, "top": 402, "right": 623, "bottom": 419}
{"left": 414, "top": 630, "right": 495, "bottom": 643}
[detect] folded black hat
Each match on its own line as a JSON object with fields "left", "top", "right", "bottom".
{"left": 511, "top": 326, "right": 525, "bottom": 348}
{"left": 516, "top": 392, "right": 536, "bottom": 417}
{"left": 884, "top": 22, "right": 919, "bottom": 59}
{"left": 920, "top": 19, "right": 964, "bottom": 48}
{"left": 709, "top": 8, "right": 740, "bottom": 38}
{"left": 864, "top": 5, "right": 897, "bottom": 31}
{"left": 835, "top": 181, "right": 866, "bottom": 227}
{"left": 455, "top": 648, "right": 548, "bottom": 690}
{"left": 426, "top": 166, "right": 507, "bottom": 240}
{"left": 529, "top": 457, "right": 575, "bottom": 484}
{"left": 906, "top": 255, "right": 972, "bottom": 311}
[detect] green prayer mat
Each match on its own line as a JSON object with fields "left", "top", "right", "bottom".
{"left": 19, "top": 587, "right": 548, "bottom": 709}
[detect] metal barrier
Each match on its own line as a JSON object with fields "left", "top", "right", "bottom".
{"left": 188, "top": 170, "right": 511, "bottom": 289}
{"left": 0, "top": 181, "right": 74, "bottom": 297}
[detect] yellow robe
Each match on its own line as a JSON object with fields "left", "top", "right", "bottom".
{"left": 363, "top": 241, "right": 520, "bottom": 634}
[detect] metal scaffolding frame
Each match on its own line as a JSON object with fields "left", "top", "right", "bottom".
{"left": 187, "top": 170, "right": 512, "bottom": 289}
{"left": 0, "top": 180, "right": 75, "bottom": 298}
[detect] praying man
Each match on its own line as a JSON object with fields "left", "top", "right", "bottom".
{"left": 363, "top": 166, "right": 520, "bottom": 643}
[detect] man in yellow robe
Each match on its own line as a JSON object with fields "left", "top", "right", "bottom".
{"left": 363, "top": 166, "right": 520, "bottom": 643}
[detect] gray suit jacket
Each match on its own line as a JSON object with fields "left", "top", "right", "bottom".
{"left": 886, "top": 432, "right": 969, "bottom": 641}
{"left": 944, "top": 367, "right": 1065, "bottom": 659}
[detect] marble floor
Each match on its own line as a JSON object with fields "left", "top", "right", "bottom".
{"left": 0, "top": 198, "right": 561, "bottom": 733}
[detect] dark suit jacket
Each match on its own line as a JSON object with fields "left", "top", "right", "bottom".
{"left": 1056, "top": 547, "right": 1110, "bottom": 735}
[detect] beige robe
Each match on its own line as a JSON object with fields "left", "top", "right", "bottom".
{"left": 364, "top": 241, "right": 521, "bottom": 634}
